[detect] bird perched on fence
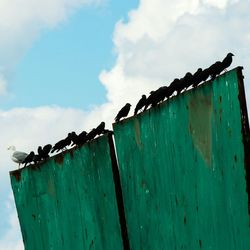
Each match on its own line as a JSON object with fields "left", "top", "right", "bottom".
{"left": 208, "top": 61, "right": 224, "bottom": 80}
{"left": 192, "top": 68, "right": 210, "bottom": 88}
{"left": 95, "top": 121, "right": 106, "bottom": 135}
{"left": 78, "top": 131, "right": 88, "bottom": 145}
{"left": 42, "top": 144, "right": 52, "bottom": 158}
{"left": 143, "top": 87, "right": 166, "bottom": 111}
{"left": 38, "top": 144, "right": 52, "bottom": 160}
{"left": 180, "top": 72, "right": 193, "bottom": 90}
{"left": 134, "top": 95, "right": 147, "bottom": 115}
{"left": 143, "top": 90, "right": 155, "bottom": 111}
{"left": 70, "top": 132, "right": 81, "bottom": 146}
{"left": 169, "top": 78, "right": 180, "bottom": 95}
{"left": 70, "top": 131, "right": 89, "bottom": 147}
{"left": 86, "top": 128, "right": 98, "bottom": 141}
{"left": 7, "top": 146, "right": 28, "bottom": 169}
{"left": 33, "top": 154, "right": 41, "bottom": 165}
{"left": 51, "top": 133, "right": 72, "bottom": 153}
{"left": 191, "top": 68, "right": 203, "bottom": 88}
{"left": 173, "top": 77, "right": 185, "bottom": 95}
{"left": 221, "top": 52, "right": 234, "bottom": 71}
{"left": 152, "top": 86, "right": 168, "bottom": 106}
{"left": 115, "top": 103, "right": 131, "bottom": 122}
{"left": 162, "top": 85, "right": 173, "bottom": 100}
{"left": 208, "top": 53, "right": 234, "bottom": 81}
{"left": 22, "top": 151, "right": 35, "bottom": 167}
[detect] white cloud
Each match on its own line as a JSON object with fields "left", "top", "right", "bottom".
{"left": 0, "top": 0, "right": 101, "bottom": 94}
{"left": 101, "top": 0, "right": 250, "bottom": 110}
{"left": 0, "top": 194, "right": 23, "bottom": 250}
{"left": 0, "top": 74, "right": 7, "bottom": 95}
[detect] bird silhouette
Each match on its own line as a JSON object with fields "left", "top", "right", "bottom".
{"left": 38, "top": 146, "right": 43, "bottom": 157}
{"left": 78, "top": 131, "right": 88, "bottom": 145}
{"left": 143, "top": 87, "right": 166, "bottom": 110}
{"left": 134, "top": 95, "right": 147, "bottom": 115}
{"left": 180, "top": 72, "right": 193, "bottom": 90}
{"left": 174, "top": 78, "right": 185, "bottom": 95}
{"left": 70, "top": 132, "right": 80, "bottom": 146}
{"left": 86, "top": 128, "right": 98, "bottom": 141}
{"left": 199, "top": 68, "right": 210, "bottom": 83}
{"left": 192, "top": 68, "right": 203, "bottom": 88}
{"left": 221, "top": 52, "right": 234, "bottom": 71}
{"left": 38, "top": 144, "right": 52, "bottom": 159}
{"left": 95, "top": 122, "right": 105, "bottom": 135}
{"left": 70, "top": 131, "right": 88, "bottom": 147}
{"left": 169, "top": 78, "right": 180, "bottom": 95}
{"left": 208, "top": 61, "right": 223, "bottom": 80}
{"left": 43, "top": 144, "right": 52, "bottom": 157}
{"left": 33, "top": 154, "right": 41, "bottom": 165}
{"left": 152, "top": 86, "right": 168, "bottom": 106}
{"left": 8, "top": 146, "right": 28, "bottom": 169}
{"left": 51, "top": 133, "right": 72, "bottom": 153}
{"left": 22, "top": 151, "right": 35, "bottom": 167}
{"left": 162, "top": 85, "right": 173, "bottom": 100}
{"left": 115, "top": 103, "right": 131, "bottom": 122}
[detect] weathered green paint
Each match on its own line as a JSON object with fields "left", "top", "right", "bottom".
{"left": 10, "top": 134, "right": 123, "bottom": 250}
{"left": 113, "top": 67, "right": 250, "bottom": 249}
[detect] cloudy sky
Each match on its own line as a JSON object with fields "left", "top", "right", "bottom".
{"left": 1, "top": 0, "right": 250, "bottom": 249}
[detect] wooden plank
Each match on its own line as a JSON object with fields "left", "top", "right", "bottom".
{"left": 10, "top": 133, "right": 123, "bottom": 250}
{"left": 113, "top": 67, "right": 250, "bottom": 250}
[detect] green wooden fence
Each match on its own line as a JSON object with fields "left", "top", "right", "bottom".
{"left": 10, "top": 67, "right": 250, "bottom": 250}
{"left": 113, "top": 67, "right": 250, "bottom": 250}
{"left": 10, "top": 134, "right": 124, "bottom": 250}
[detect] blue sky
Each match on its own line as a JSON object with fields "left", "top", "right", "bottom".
{"left": 2, "top": 0, "right": 138, "bottom": 110}
{"left": 0, "top": 1, "right": 140, "bottom": 248}
{"left": 1, "top": 1, "right": 250, "bottom": 249}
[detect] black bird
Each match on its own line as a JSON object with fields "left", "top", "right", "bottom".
{"left": 169, "top": 78, "right": 180, "bottom": 95}
{"left": 41, "top": 144, "right": 52, "bottom": 158}
{"left": 208, "top": 61, "right": 223, "bottom": 80}
{"left": 37, "top": 144, "right": 52, "bottom": 160}
{"left": 174, "top": 78, "right": 185, "bottom": 95}
{"left": 180, "top": 72, "right": 193, "bottom": 90}
{"left": 78, "top": 131, "right": 88, "bottom": 145}
{"left": 22, "top": 151, "right": 35, "bottom": 167}
{"left": 115, "top": 103, "right": 131, "bottom": 122}
{"left": 70, "top": 131, "right": 88, "bottom": 146}
{"left": 70, "top": 132, "right": 80, "bottom": 146}
{"left": 221, "top": 52, "right": 234, "bottom": 71}
{"left": 143, "top": 87, "right": 167, "bottom": 110}
{"left": 86, "top": 128, "right": 98, "bottom": 141}
{"left": 51, "top": 133, "right": 72, "bottom": 153}
{"left": 153, "top": 86, "right": 168, "bottom": 105}
{"left": 162, "top": 85, "right": 174, "bottom": 100}
{"left": 33, "top": 154, "right": 41, "bottom": 164}
{"left": 143, "top": 90, "right": 156, "bottom": 111}
{"left": 192, "top": 68, "right": 203, "bottom": 88}
{"left": 95, "top": 122, "right": 105, "bottom": 135}
{"left": 134, "top": 95, "right": 147, "bottom": 115}
{"left": 199, "top": 68, "right": 210, "bottom": 83}
{"left": 38, "top": 146, "right": 43, "bottom": 157}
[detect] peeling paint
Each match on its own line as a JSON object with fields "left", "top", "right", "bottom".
{"left": 10, "top": 170, "right": 22, "bottom": 182}
{"left": 188, "top": 92, "right": 212, "bottom": 167}
{"left": 133, "top": 118, "right": 143, "bottom": 150}
{"left": 54, "top": 154, "right": 64, "bottom": 165}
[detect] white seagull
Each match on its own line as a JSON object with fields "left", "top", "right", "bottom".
{"left": 7, "top": 146, "right": 28, "bottom": 169}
